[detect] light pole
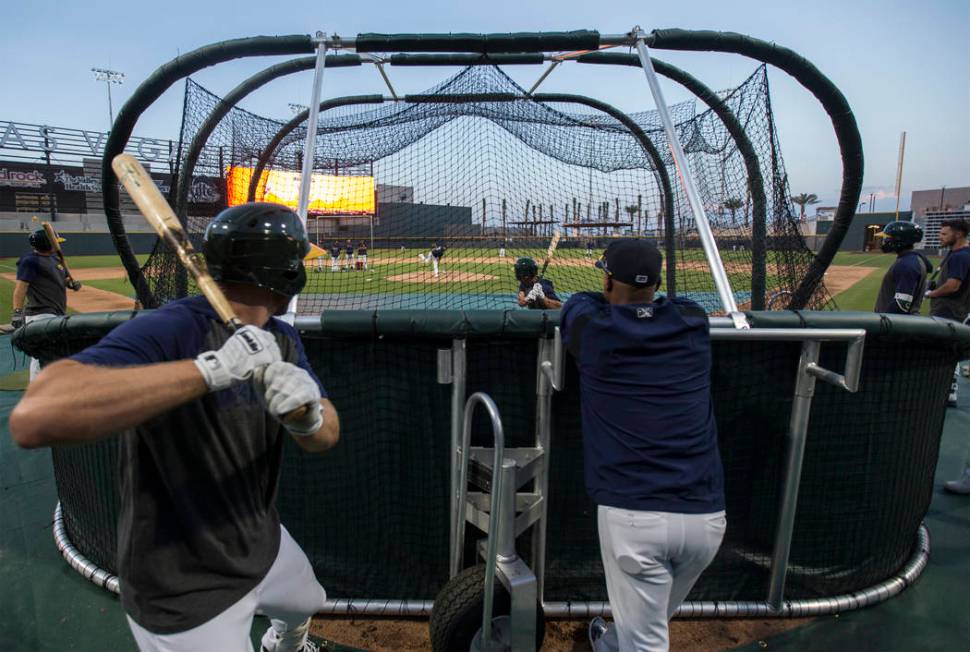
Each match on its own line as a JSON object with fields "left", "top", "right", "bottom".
{"left": 91, "top": 68, "right": 125, "bottom": 130}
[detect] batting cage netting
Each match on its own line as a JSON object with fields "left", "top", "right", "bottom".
{"left": 17, "top": 310, "right": 962, "bottom": 604}
{"left": 139, "top": 63, "right": 828, "bottom": 313}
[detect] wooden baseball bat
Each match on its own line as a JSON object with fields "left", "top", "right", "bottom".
{"left": 111, "top": 154, "right": 309, "bottom": 420}
{"left": 537, "top": 230, "right": 562, "bottom": 281}
{"left": 41, "top": 221, "right": 78, "bottom": 286}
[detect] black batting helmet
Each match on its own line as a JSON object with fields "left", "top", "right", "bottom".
{"left": 514, "top": 257, "right": 539, "bottom": 281}
{"left": 28, "top": 229, "right": 53, "bottom": 252}
{"left": 203, "top": 203, "right": 309, "bottom": 297}
{"left": 876, "top": 221, "right": 923, "bottom": 253}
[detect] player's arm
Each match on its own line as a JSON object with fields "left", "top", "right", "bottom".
{"left": 517, "top": 290, "right": 528, "bottom": 307}
{"left": 927, "top": 277, "right": 961, "bottom": 298}
{"left": 11, "top": 324, "right": 280, "bottom": 448}
{"left": 12, "top": 280, "right": 28, "bottom": 309}
{"left": 887, "top": 263, "right": 921, "bottom": 313}
{"left": 291, "top": 398, "right": 340, "bottom": 453}
{"left": 928, "top": 254, "right": 969, "bottom": 298}
{"left": 10, "top": 359, "right": 208, "bottom": 448}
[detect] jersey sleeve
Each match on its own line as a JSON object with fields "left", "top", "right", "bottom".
{"left": 560, "top": 292, "right": 604, "bottom": 357}
{"left": 544, "top": 280, "right": 561, "bottom": 301}
{"left": 944, "top": 251, "right": 970, "bottom": 283}
{"left": 70, "top": 308, "right": 205, "bottom": 367}
{"left": 888, "top": 258, "right": 923, "bottom": 314}
{"left": 291, "top": 333, "right": 328, "bottom": 398}
{"left": 15, "top": 256, "right": 38, "bottom": 282}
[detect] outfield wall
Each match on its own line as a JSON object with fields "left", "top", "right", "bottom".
{"left": 0, "top": 232, "right": 158, "bottom": 258}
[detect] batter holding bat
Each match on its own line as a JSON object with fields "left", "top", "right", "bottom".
{"left": 11, "top": 225, "right": 82, "bottom": 379}
{"left": 515, "top": 231, "right": 563, "bottom": 309}
{"left": 11, "top": 178, "right": 339, "bottom": 650}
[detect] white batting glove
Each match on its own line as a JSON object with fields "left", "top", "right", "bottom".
{"left": 529, "top": 282, "right": 545, "bottom": 300}
{"left": 258, "top": 361, "right": 323, "bottom": 437}
{"left": 194, "top": 325, "right": 281, "bottom": 392}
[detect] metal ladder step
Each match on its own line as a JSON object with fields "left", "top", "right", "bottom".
{"left": 467, "top": 446, "right": 543, "bottom": 492}
{"left": 465, "top": 491, "right": 544, "bottom": 538}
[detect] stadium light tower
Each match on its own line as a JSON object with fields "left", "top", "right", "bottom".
{"left": 91, "top": 67, "right": 126, "bottom": 130}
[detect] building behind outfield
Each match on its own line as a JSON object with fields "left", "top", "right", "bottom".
{"left": 911, "top": 186, "right": 970, "bottom": 252}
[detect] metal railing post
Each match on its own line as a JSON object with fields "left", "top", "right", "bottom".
{"left": 449, "top": 338, "right": 468, "bottom": 577}
{"left": 533, "top": 329, "right": 562, "bottom": 604}
{"left": 767, "top": 340, "right": 820, "bottom": 610}
{"left": 633, "top": 29, "right": 748, "bottom": 329}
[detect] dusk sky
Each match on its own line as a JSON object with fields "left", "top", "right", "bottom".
{"left": 2, "top": 0, "right": 967, "bottom": 211}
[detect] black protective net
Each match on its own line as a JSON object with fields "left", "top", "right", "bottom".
{"left": 146, "top": 64, "right": 827, "bottom": 313}
{"left": 29, "top": 314, "right": 955, "bottom": 603}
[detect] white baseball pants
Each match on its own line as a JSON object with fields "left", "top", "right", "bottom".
{"left": 24, "top": 313, "right": 56, "bottom": 380}
{"left": 126, "top": 525, "right": 326, "bottom": 652}
{"left": 594, "top": 506, "right": 726, "bottom": 652}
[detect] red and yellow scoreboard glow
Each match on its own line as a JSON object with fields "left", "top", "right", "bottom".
{"left": 225, "top": 166, "right": 376, "bottom": 215}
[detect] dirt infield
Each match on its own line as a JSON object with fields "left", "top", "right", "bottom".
{"left": 313, "top": 615, "right": 812, "bottom": 651}
{"left": 386, "top": 271, "right": 498, "bottom": 283}
{"left": 823, "top": 264, "right": 878, "bottom": 296}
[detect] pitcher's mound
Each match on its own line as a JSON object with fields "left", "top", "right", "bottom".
{"left": 387, "top": 271, "right": 497, "bottom": 283}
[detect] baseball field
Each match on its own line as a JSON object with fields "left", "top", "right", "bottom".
{"left": 0, "top": 249, "right": 930, "bottom": 325}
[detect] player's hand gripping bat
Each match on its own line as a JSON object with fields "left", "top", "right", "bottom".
{"left": 41, "top": 222, "right": 81, "bottom": 291}
{"left": 111, "top": 154, "right": 310, "bottom": 422}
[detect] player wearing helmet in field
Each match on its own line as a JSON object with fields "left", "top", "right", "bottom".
{"left": 873, "top": 221, "right": 931, "bottom": 314}
{"left": 11, "top": 229, "right": 82, "bottom": 378}
{"left": 515, "top": 257, "right": 562, "bottom": 309}
{"left": 10, "top": 203, "right": 340, "bottom": 652}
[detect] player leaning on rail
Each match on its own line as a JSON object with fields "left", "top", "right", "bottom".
{"left": 10, "top": 203, "right": 339, "bottom": 652}
{"left": 560, "top": 239, "right": 726, "bottom": 652}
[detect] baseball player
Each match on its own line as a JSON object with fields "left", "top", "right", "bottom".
{"left": 10, "top": 203, "right": 339, "bottom": 652}
{"left": 329, "top": 241, "right": 341, "bottom": 272}
{"left": 11, "top": 228, "right": 82, "bottom": 379}
{"left": 514, "top": 257, "right": 562, "bottom": 310}
{"left": 357, "top": 241, "right": 368, "bottom": 270}
{"left": 418, "top": 241, "right": 446, "bottom": 278}
{"left": 343, "top": 239, "right": 355, "bottom": 271}
{"left": 926, "top": 217, "right": 970, "bottom": 493}
{"left": 585, "top": 240, "right": 595, "bottom": 259}
{"left": 560, "top": 239, "right": 726, "bottom": 652}
{"left": 499, "top": 239, "right": 507, "bottom": 258}
{"left": 873, "top": 221, "right": 931, "bottom": 314}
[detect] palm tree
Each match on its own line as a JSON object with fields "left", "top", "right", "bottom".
{"left": 722, "top": 197, "right": 744, "bottom": 224}
{"left": 790, "top": 193, "right": 820, "bottom": 221}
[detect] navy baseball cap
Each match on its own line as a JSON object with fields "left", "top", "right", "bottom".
{"left": 595, "top": 238, "right": 663, "bottom": 288}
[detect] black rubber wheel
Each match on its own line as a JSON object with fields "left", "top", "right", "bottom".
{"left": 429, "top": 564, "right": 545, "bottom": 652}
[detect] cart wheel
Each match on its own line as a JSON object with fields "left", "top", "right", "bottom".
{"left": 430, "top": 565, "right": 545, "bottom": 652}
{"left": 766, "top": 290, "right": 794, "bottom": 310}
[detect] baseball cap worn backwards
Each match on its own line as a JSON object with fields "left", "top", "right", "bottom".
{"left": 595, "top": 238, "right": 663, "bottom": 287}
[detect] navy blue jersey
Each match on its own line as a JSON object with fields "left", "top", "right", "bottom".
{"left": 329, "top": 245, "right": 341, "bottom": 257}
{"left": 931, "top": 246, "right": 970, "bottom": 321}
{"left": 357, "top": 245, "right": 367, "bottom": 256}
{"left": 560, "top": 292, "right": 724, "bottom": 513}
{"left": 431, "top": 245, "right": 445, "bottom": 259}
{"left": 345, "top": 245, "right": 354, "bottom": 255}
{"left": 70, "top": 296, "right": 326, "bottom": 634}
{"left": 16, "top": 252, "right": 68, "bottom": 316}
{"left": 875, "top": 250, "right": 930, "bottom": 314}
{"left": 518, "top": 278, "right": 560, "bottom": 303}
